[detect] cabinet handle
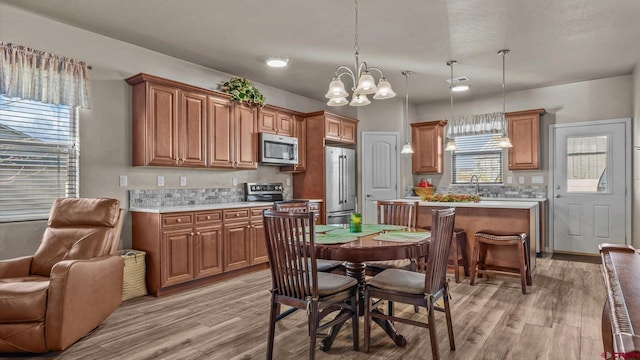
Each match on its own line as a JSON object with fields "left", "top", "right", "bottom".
{"left": 206, "top": 215, "right": 211, "bottom": 220}
{"left": 190, "top": 232, "right": 194, "bottom": 236}
{"left": 196, "top": 232, "right": 201, "bottom": 235}
{"left": 176, "top": 218, "right": 182, "bottom": 223}
{"left": 235, "top": 213, "right": 240, "bottom": 217}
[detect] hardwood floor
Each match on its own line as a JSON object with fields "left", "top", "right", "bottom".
{"left": 6, "top": 257, "right": 605, "bottom": 360}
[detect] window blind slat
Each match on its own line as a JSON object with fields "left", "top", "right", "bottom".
{"left": 0, "top": 95, "right": 78, "bottom": 222}
{"left": 451, "top": 134, "right": 503, "bottom": 184}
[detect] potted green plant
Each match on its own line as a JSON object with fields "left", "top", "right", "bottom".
{"left": 220, "top": 77, "right": 265, "bottom": 107}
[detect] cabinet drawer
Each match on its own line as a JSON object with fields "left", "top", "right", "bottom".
{"left": 161, "top": 213, "right": 193, "bottom": 228}
{"left": 196, "top": 210, "right": 222, "bottom": 224}
{"left": 251, "top": 207, "right": 270, "bottom": 219}
{"left": 224, "top": 209, "right": 250, "bottom": 222}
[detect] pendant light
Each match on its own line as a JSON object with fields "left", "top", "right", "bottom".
{"left": 400, "top": 71, "right": 414, "bottom": 154}
{"left": 444, "top": 60, "right": 459, "bottom": 151}
{"left": 497, "top": 49, "right": 513, "bottom": 148}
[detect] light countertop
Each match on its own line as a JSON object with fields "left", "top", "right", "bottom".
{"left": 129, "top": 201, "right": 273, "bottom": 213}
{"left": 397, "top": 198, "right": 539, "bottom": 209}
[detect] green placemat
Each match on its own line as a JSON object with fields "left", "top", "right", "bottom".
{"left": 372, "top": 231, "right": 430, "bottom": 242}
{"left": 313, "top": 225, "right": 343, "bottom": 233}
{"left": 315, "top": 233, "right": 359, "bottom": 244}
{"left": 325, "top": 224, "right": 407, "bottom": 238}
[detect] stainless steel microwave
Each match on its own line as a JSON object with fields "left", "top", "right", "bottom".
{"left": 259, "top": 133, "right": 298, "bottom": 166}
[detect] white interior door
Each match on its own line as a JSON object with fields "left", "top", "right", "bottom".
{"left": 551, "top": 120, "right": 629, "bottom": 254}
{"left": 361, "top": 132, "right": 399, "bottom": 223}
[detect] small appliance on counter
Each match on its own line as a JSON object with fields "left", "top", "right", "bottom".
{"left": 244, "top": 182, "right": 284, "bottom": 202}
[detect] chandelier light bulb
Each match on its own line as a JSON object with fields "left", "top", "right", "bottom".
{"left": 349, "top": 94, "right": 371, "bottom": 106}
{"left": 355, "top": 73, "right": 377, "bottom": 94}
{"left": 325, "top": 78, "right": 348, "bottom": 99}
{"left": 327, "top": 97, "right": 349, "bottom": 106}
{"left": 373, "top": 78, "right": 396, "bottom": 99}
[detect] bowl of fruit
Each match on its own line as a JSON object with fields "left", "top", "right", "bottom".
{"left": 414, "top": 179, "right": 435, "bottom": 198}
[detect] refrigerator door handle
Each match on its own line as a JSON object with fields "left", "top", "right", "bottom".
{"left": 338, "top": 155, "right": 342, "bottom": 204}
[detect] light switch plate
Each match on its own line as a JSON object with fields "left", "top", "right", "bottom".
{"left": 179, "top": 176, "right": 187, "bottom": 187}
{"left": 286, "top": 178, "right": 291, "bottom": 186}
{"left": 518, "top": 176, "right": 525, "bottom": 184}
{"left": 531, "top": 175, "right": 544, "bottom": 184}
{"left": 157, "top": 176, "right": 165, "bottom": 187}
{"left": 507, "top": 176, "right": 513, "bottom": 184}
{"left": 119, "top": 175, "right": 127, "bottom": 187}
{"left": 232, "top": 177, "right": 237, "bottom": 186}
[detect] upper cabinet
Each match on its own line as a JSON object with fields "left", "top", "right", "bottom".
{"left": 507, "top": 109, "right": 545, "bottom": 170}
{"left": 320, "top": 112, "right": 357, "bottom": 144}
{"left": 257, "top": 105, "right": 294, "bottom": 137}
{"left": 127, "top": 73, "right": 257, "bottom": 169}
{"left": 411, "top": 120, "right": 446, "bottom": 174}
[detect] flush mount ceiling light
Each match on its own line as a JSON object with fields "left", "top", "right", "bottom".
{"left": 325, "top": 0, "right": 395, "bottom": 107}
{"left": 497, "top": 49, "right": 513, "bottom": 148}
{"left": 451, "top": 84, "right": 470, "bottom": 92}
{"left": 400, "top": 71, "right": 414, "bottom": 154}
{"left": 266, "top": 57, "right": 289, "bottom": 68}
{"left": 445, "top": 60, "right": 459, "bottom": 152}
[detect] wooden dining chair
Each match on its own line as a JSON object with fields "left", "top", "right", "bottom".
{"left": 366, "top": 200, "right": 419, "bottom": 274}
{"left": 272, "top": 201, "right": 343, "bottom": 273}
{"left": 263, "top": 210, "right": 359, "bottom": 360}
{"left": 364, "top": 208, "right": 457, "bottom": 359}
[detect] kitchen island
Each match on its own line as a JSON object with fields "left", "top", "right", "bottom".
{"left": 396, "top": 198, "right": 540, "bottom": 273}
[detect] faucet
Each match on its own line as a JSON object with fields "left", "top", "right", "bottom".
{"left": 470, "top": 175, "right": 479, "bottom": 195}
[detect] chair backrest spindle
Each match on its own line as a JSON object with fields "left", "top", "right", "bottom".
{"left": 424, "top": 208, "right": 456, "bottom": 294}
{"left": 377, "top": 201, "right": 418, "bottom": 227}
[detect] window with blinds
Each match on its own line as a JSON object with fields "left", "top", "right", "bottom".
{"left": 0, "top": 95, "right": 78, "bottom": 222}
{"left": 451, "top": 133, "right": 503, "bottom": 184}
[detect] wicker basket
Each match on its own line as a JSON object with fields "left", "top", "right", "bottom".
{"left": 117, "top": 250, "right": 148, "bottom": 301}
{"left": 414, "top": 187, "right": 435, "bottom": 198}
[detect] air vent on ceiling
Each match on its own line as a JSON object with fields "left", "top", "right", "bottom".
{"left": 446, "top": 76, "right": 470, "bottom": 84}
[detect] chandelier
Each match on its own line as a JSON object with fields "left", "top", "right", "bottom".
{"left": 325, "top": 0, "right": 396, "bottom": 107}
{"left": 497, "top": 49, "right": 513, "bottom": 148}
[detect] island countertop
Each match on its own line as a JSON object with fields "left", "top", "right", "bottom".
{"left": 396, "top": 198, "right": 539, "bottom": 210}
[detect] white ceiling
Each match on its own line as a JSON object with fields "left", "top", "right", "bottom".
{"left": 2, "top": 0, "right": 640, "bottom": 105}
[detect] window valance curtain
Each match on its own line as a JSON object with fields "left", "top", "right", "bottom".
{"left": 447, "top": 112, "right": 505, "bottom": 138}
{"left": 0, "top": 42, "right": 91, "bottom": 108}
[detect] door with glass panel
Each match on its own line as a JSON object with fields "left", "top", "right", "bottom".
{"left": 552, "top": 120, "right": 629, "bottom": 254}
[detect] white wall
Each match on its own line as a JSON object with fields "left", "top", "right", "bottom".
{"left": 0, "top": 4, "right": 352, "bottom": 259}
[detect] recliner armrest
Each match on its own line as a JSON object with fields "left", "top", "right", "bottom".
{"left": 0, "top": 256, "right": 33, "bottom": 278}
{"left": 46, "top": 255, "right": 124, "bottom": 351}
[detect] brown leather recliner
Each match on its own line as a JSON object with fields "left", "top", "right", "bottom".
{"left": 0, "top": 198, "right": 125, "bottom": 353}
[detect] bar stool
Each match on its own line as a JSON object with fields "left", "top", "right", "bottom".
{"left": 421, "top": 226, "right": 469, "bottom": 283}
{"left": 469, "top": 230, "right": 532, "bottom": 294}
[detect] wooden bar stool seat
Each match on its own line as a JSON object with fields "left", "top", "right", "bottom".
{"left": 421, "top": 227, "right": 469, "bottom": 283}
{"left": 469, "top": 230, "right": 532, "bottom": 294}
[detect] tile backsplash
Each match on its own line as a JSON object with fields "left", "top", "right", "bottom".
{"left": 129, "top": 188, "right": 244, "bottom": 208}
{"left": 404, "top": 185, "right": 547, "bottom": 199}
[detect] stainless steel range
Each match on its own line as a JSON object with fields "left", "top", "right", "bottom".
{"left": 244, "top": 182, "right": 284, "bottom": 202}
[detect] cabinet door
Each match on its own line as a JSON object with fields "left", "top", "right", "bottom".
{"left": 161, "top": 227, "right": 194, "bottom": 287}
{"left": 180, "top": 91, "right": 207, "bottom": 167}
{"left": 340, "top": 120, "right": 356, "bottom": 144}
{"left": 223, "top": 221, "right": 252, "bottom": 271}
{"left": 508, "top": 110, "right": 541, "bottom": 170}
{"left": 411, "top": 122, "right": 444, "bottom": 174}
{"left": 193, "top": 224, "right": 223, "bottom": 278}
{"left": 250, "top": 219, "right": 269, "bottom": 265}
{"left": 207, "top": 95, "right": 234, "bottom": 168}
{"left": 276, "top": 112, "right": 293, "bottom": 136}
{"left": 234, "top": 104, "right": 258, "bottom": 169}
{"left": 325, "top": 117, "right": 342, "bottom": 141}
{"left": 146, "top": 83, "right": 179, "bottom": 166}
{"left": 257, "top": 106, "right": 277, "bottom": 134}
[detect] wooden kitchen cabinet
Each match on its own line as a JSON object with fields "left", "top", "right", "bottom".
{"left": 411, "top": 120, "right": 446, "bottom": 174}
{"left": 323, "top": 113, "right": 357, "bottom": 144}
{"left": 507, "top": 109, "right": 545, "bottom": 170}
{"left": 207, "top": 100, "right": 258, "bottom": 169}
{"left": 279, "top": 115, "right": 307, "bottom": 173}
{"left": 133, "top": 206, "right": 269, "bottom": 296}
{"left": 233, "top": 103, "right": 259, "bottom": 169}
{"left": 257, "top": 104, "right": 294, "bottom": 136}
{"left": 128, "top": 73, "right": 209, "bottom": 167}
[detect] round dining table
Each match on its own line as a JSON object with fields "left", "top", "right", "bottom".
{"left": 314, "top": 226, "right": 431, "bottom": 348}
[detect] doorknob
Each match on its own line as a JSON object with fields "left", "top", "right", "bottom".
{"left": 555, "top": 185, "right": 560, "bottom": 190}
{"left": 366, "top": 194, "right": 372, "bottom": 198}
{"left": 555, "top": 194, "right": 560, "bottom": 198}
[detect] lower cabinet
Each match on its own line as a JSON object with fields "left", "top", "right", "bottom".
{"left": 132, "top": 205, "right": 269, "bottom": 296}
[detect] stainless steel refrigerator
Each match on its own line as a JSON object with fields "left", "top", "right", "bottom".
{"left": 325, "top": 146, "right": 356, "bottom": 224}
